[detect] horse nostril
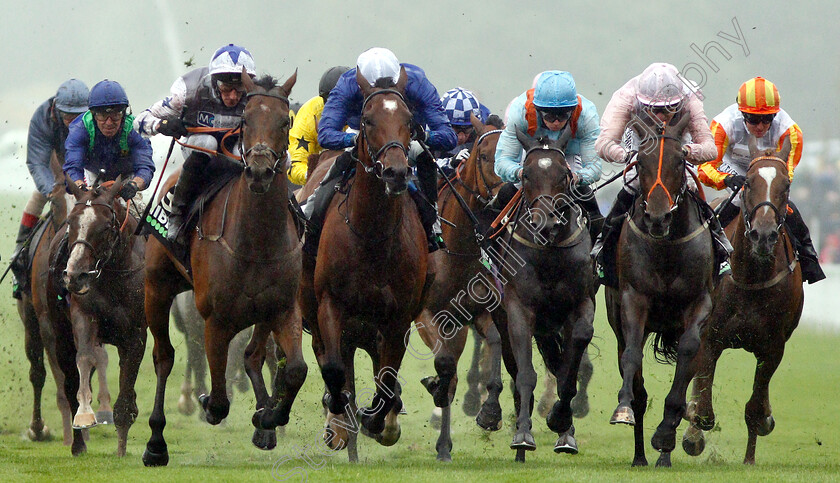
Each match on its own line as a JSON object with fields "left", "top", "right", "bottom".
{"left": 768, "top": 231, "right": 779, "bottom": 245}
{"left": 244, "top": 166, "right": 253, "bottom": 177}
{"left": 663, "top": 212, "right": 672, "bottom": 225}
{"left": 747, "top": 229, "right": 760, "bottom": 243}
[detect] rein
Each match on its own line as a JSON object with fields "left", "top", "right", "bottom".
{"left": 643, "top": 134, "right": 685, "bottom": 213}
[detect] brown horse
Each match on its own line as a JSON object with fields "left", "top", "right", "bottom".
{"left": 605, "top": 113, "right": 714, "bottom": 467}
{"left": 143, "top": 72, "right": 306, "bottom": 466}
{"left": 682, "top": 137, "right": 802, "bottom": 464}
{"left": 46, "top": 178, "right": 147, "bottom": 457}
{"left": 23, "top": 155, "right": 114, "bottom": 445}
{"left": 299, "top": 67, "right": 426, "bottom": 462}
{"left": 414, "top": 114, "right": 506, "bottom": 461}
{"left": 492, "top": 129, "right": 595, "bottom": 462}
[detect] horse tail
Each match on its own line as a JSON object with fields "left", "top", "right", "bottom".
{"left": 651, "top": 328, "right": 680, "bottom": 364}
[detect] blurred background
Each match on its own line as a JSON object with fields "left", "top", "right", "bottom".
{"left": 1, "top": 0, "right": 838, "bottom": 326}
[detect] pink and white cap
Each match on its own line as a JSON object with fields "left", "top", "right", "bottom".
{"left": 636, "top": 62, "right": 690, "bottom": 107}
{"left": 356, "top": 47, "right": 400, "bottom": 87}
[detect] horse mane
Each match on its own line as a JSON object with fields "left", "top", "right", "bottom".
{"left": 254, "top": 75, "right": 280, "bottom": 91}
{"left": 486, "top": 114, "right": 504, "bottom": 129}
{"left": 373, "top": 77, "right": 397, "bottom": 89}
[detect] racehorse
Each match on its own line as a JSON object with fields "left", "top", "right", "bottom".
{"left": 298, "top": 68, "right": 427, "bottom": 462}
{"left": 605, "top": 113, "right": 714, "bottom": 467}
{"left": 143, "top": 71, "right": 306, "bottom": 466}
{"left": 47, "top": 178, "right": 147, "bottom": 457}
{"left": 493, "top": 128, "right": 595, "bottom": 462}
{"left": 414, "top": 114, "right": 506, "bottom": 461}
{"left": 682, "top": 137, "right": 802, "bottom": 465}
{"left": 23, "top": 154, "right": 114, "bottom": 445}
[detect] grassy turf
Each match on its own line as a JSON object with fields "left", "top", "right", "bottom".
{"left": 0, "top": 193, "right": 837, "bottom": 482}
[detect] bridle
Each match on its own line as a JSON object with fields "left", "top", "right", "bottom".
{"left": 356, "top": 89, "right": 410, "bottom": 178}
{"left": 640, "top": 133, "right": 686, "bottom": 214}
{"left": 741, "top": 156, "right": 789, "bottom": 234}
{"left": 454, "top": 129, "right": 504, "bottom": 205}
{"left": 68, "top": 199, "right": 125, "bottom": 279}
{"left": 236, "top": 90, "right": 291, "bottom": 176}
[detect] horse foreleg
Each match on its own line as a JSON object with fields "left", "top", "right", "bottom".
{"left": 682, "top": 335, "right": 722, "bottom": 457}
{"left": 504, "top": 293, "right": 537, "bottom": 458}
{"left": 21, "top": 301, "right": 50, "bottom": 441}
{"left": 462, "top": 329, "right": 483, "bottom": 417}
{"left": 571, "top": 348, "right": 593, "bottom": 418}
{"left": 114, "top": 331, "right": 146, "bottom": 457}
{"left": 265, "top": 309, "right": 308, "bottom": 431}
{"left": 474, "top": 314, "right": 504, "bottom": 431}
{"left": 201, "top": 317, "right": 235, "bottom": 425}
{"left": 318, "top": 295, "right": 350, "bottom": 450}
{"left": 69, "top": 309, "right": 97, "bottom": 430}
{"left": 744, "top": 349, "right": 783, "bottom": 465}
{"left": 359, "top": 334, "right": 406, "bottom": 442}
{"left": 93, "top": 345, "right": 113, "bottom": 425}
{"left": 612, "top": 287, "right": 647, "bottom": 426}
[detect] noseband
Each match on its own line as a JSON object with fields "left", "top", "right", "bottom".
{"left": 237, "top": 91, "right": 291, "bottom": 176}
{"left": 742, "top": 156, "right": 789, "bottom": 234}
{"left": 454, "top": 129, "right": 504, "bottom": 205}
{"left": 68, "top": 199, "right": 122, "bottom": 279}
{"left": 357, "top": 89, "right": 410, "bottom": 178}
{"left": 641, "top": 134, "right": 686, "bottom": 214}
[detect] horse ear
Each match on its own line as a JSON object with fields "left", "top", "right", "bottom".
{"left": 105, "top": 175, "right": 124, "bottom": 203}
{"left": 241, "top": 66, "right": 256, "bottom": 93}
{"left": 557, "top": 124, "right": 572, "bottom": 149}
{"left": 67, "top": 179, "right": 85, "bottom": 200}
{"left": 356, "top": 68, "right": 373, "bottom": 98}
{"left": 748, "top": 134, "right": 759, "bottom": 158}
{"left": 280, "top": 69, "right": 297, "bottom": 98}
{"left": 395, "top": 66, "right": 408, "bottom": 94}
{"left": 778, "top": 136, "right": 792, "bottom": 162}
{"left": 470, "top": 112, "right": 484, "bottom": 132}
{"left": 515, "top": 127, "right": 536, "bottom": 151}
{"left": 670, "top": 111, "right": 691, "bottom": 135}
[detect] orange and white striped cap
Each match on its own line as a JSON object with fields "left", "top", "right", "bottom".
{"left": 737, "top": 77, "right": 781, "bottom": 114}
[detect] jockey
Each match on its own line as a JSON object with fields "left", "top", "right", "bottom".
{"left": 305, "top": 47, "right": 456, "bottom": 256}
{"left": 9, "top": 79, "right": 89, "bottom": 299}
{"left": 134, "top": 43, "right": 256, "bottom": 245}
{"left": 63, "top": 79, "right": 154, "bottom": 197}
{"left": 286, "top": 65, "right": 351, "bottom": 186}
{"left": 698, "top": 77, "right": 825, "bottom": 283}
{"left": 435, "top": 87, "right": 494, "bottom": 177}
{"left": 592, "top": 62, "right": 730, "bottom": 287}
{"left": 493, "top": 70, "right": 605, "bottom": 242}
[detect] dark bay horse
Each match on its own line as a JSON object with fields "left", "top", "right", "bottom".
{"left": 415, "top": 114, "right": 506, "bottom": 461}
{"left": 47, "top": 178, "right": 147, "bottom": 456}
{"left": 605, "top": 113, "right": 714, "bottom": 467}
{"left": 143, "top": 72, "right": 307, "bottom": 466}
{"left": 493, "top": 129, "right": 595, "bottom": 462}
{"left": 299, "top": 68, "right": 427, "bottom": 462}
{"left": 683, "top": 138, "right": 802, "bottom": 465}
{"left": 23, "top": 156, "right": 113, "bottom": 445}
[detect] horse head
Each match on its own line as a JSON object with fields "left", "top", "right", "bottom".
{"left": 63, "top": 177, "right": 126, "bottom": 294}
{"left": 465, "top": 113, "right": 505, "bottom": 204}
{"left": 356, "top": 67, "right": 412, "bottom": 196}
{"left": 635, "top": 113, "right": 691, "bottom": 238}
{"left": 240, "top": 69, "right": 296, "bottom": 194}
{"left": 742, "top": 135, "right": 792, "bottom": 257}
{"left": 516, "top": 126, "right": 575, "bottom": 245}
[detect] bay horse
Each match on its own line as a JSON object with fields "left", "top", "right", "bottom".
{"left": 682, "top": 137, "right": 802, "bottom": 464}
{"left": 414, "top": 114, "right": 506, "bottom": 461}
{"left": 143, "top": 71, "right": 306, "bottom": 466}
{"left": 297, "top": 67, "right": 427, "bottom": 462}
{"left": 47, "top": 178, "right": 147, "bottom": 457}
{"left": 605, "top": 113, "right": 714, "bottom": 467}
{"left": 23, "top": 154, "right": 114, "bottom": 445}
{"left": 493, "top": 128, "right": 595, "bottom": 462}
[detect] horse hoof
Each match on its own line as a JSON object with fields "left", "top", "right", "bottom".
{"left": 142, "top": 447, "right": 169, "bottom": 467}
{"left": 757, "top": 415, "right": 775, "bottom": 436}
{"left": 462, "top": 388, "right": 481, "bottom": 417}
{"left": 358, "top": 407, "right": 385, "bottom": 435}
{"left": 429, "top": 407, "right": 442, "bottom": 430}
{"left": 72, "top": 412, "right": 97, "bottom": 429}
{"left": 651, "top": 427, "right": 676, "bottom": 453}
{"left": 178, "top": 393, "right": 196, "bottom": 415}
{"left": 537, "top": 395, "right": 555, "bottom": 419}
{"left": 375, "top": 423, "right": 401, "bottom": 447}
{"left": 510, "top": 431, "right": 536, "bottom": 451}
{"left": 546, "top": 401, "right": 572, "bottom": 434}
{"left": 420, "top": 376, "right": 440, "bottom": 395}
{"left": 554, "top": 429, "right": 579, "bottom": 455}
{"left": 71, "top": 440, "right": 87, "bottom": 457}
{"left": 96, "top": 410, "right": 114, "bottom": 425}
{"left": 252, "top": 428, "right": 277, "bottom": 451}
{"left": 610, "top": 405, "right": 635, "bottom": 426}
{"left": 631, "top": 457, "right": 649, "bottom": 467}
{"left": 198, "top": 394, "right": 224, "bottom": 425}
{"left": 27, "top": 425, "right": 52, "bottom": 442}
{"left": 475, "top": 401, "right": 502, "bottom": 431}
{"left": 323, "top": 426, "right": 347, "bottom": 451}
{"left": 682, "top": 426, "right": 706, "bottom": 456}
{"left": 570, "top": 393, "right": 590, "bottom": 419}
{"left": 655, "top": 452, "right": 672, "bottom": 468}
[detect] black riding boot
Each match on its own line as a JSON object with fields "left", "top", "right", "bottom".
{"left": 592, "top": 188, "right": 635, "bottom": 288}
{"left": 414, "top": 151, "right": 444, "bottom": 252}
{"left": 167, "top": 153, "right": 207, "bottom": 245}
{"left": 573, "top": 185, "right": 604, "bottom": 245}
{"left": 487, "top": 182, "right": 519, "bottom": 212}
{"left": 786, "top": 201, "right": 826, "bottom": 284}
{"left": 302, "top": 150, "right": 355, "bottom": 257}
{"left": 10, "top": 223, "right": 35, "bottom": 299}
{"left": 716, "top": 200, "right": 740, "bottom": 229}
{"left": 705, "top": 202, "right": 734, "bottom": 277}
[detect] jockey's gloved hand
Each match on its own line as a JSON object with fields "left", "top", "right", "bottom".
{"left": 452, "top": 148, "right": 470, "bottom": 168}
{"left": 623, "top": 150, "right": 638, "bottom": 164}
{"left": 411, "top": 121, "right": 427, "bottom": 143}
{"left": 119, "top": 180, "right": 139, "bottom": 201}
{"left": 157, "top": 119, "right": 188, "bottom": 138}
{"left": 67, "top": 180, "right": 88, "bottom": 194}
{"left": 723, "top": 174, "right": 746, "bottom": 191}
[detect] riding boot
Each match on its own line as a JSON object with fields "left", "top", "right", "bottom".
{"left": 785, "top": 201, "right": 826, "bottom": 284}
{"left": 415, "top": 150, "right": 444, "bottom": 253}
{"left": 302, "top": 150, "right": 355, "bottom": 257}
{"left": 707, "top": 206, "right": 734, "bottom": 277}
{"left": 592, "top": 189, "right": 636, "bottom": 288}
{"left": 10, "top": 222, "right": 35, "bottom": 299}
{"left": 573, "top": 185, "right": 604, "bottom": 245}
{"left": 167, "top": 152, "right": 207, "bottom": 245}
{"left": 716, "top": 200, "right": 740, "bottom": 230}
{"left": 487, "top": 182, "right": 519, "bottom": 212}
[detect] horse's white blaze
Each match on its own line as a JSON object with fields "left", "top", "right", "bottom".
{"left": 67, "top": 209, "right": 96, "bottom": 271}
{"left": 758, "top": 167, "right": 777, "bottom": 217}
{"left": 538, "top": 158, "right": 552, "bottom": 170}
{"left": 260, "top": 104, "right": 270, "bottom": 112}
{"left": 383, "top": 100, "right": 398, "bottom": 112}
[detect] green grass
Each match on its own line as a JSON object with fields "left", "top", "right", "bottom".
{"left": 0, "top": 192, "right": 837, "bottom": 482}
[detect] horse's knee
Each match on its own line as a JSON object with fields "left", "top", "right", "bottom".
{"left": 285, "top": 359, "right": 308, "bottom": 388}
{"left": 434, "top": 354, "right": 457, "bottom": 380}
{"left": 321, "top": 362, "right": 345, "bottom": 394}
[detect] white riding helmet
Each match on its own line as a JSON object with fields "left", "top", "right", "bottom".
{"left": 209, "top": 44, "right": 256, "bottom": 78}
{"left": 636, "top": 63, "right": 689, "bottom": 107}
{"left": 356, "top": 47, "right": 400, "bottom": 87}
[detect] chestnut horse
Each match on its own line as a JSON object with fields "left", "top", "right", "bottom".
{"left": 605, "top": 113, "right": 714, "bottom": 467}
{"left": 143, "top": 72, "right": 306, "bottom": 466}
{"left": 48, "top": 178, "right": 147, "bottom": 457}
{"left": 298, "top": 68, "right": 427, "bottom": 462}
{"left": 493, "top": 129, "right": 595, "bottom": 462}
{"left": 23, "top": 155, "right": 113, "bottom": 445}
{"left": 683, "top": 138, "right": 802, "bottom": 464}
{"left": 414, "top": 114, "right": 506, "bottom": 461}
